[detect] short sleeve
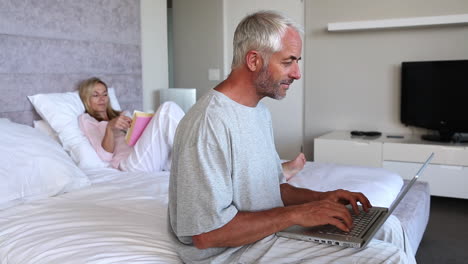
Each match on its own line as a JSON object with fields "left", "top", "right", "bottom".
{"left": 170, "top": 110, "right": 239, "bottom": 237}
{"left": 172, "top": 142, "right": 238, "bottom": 237}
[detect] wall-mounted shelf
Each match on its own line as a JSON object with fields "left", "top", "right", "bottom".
{"left": 328, "top": 14, "right": 468, "bottom": 32}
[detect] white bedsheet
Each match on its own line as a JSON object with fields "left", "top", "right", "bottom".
{"left": 0, "top": 163, "right": 406, "bottom": 264}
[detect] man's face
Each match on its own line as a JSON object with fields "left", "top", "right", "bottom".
{"left": 255, "top": 28, "right": 302, "bottom": 100}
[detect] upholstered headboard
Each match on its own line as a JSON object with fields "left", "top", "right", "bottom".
{"left": 0, "top": 0, "right": 142, "bottom": 125}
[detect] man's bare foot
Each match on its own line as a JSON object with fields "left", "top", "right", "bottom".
{"left": 282, "top": 153, "right": 306, "bottom": 181}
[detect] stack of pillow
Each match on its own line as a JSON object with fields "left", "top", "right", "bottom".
{"left": 28, "top": 89, "right": 121, "bottom": 169}
{"left": 0, "top": 118, "right": 88, "bottom": 209}
{"left": 0, "top": 89, "right": 121, "bottom": 209}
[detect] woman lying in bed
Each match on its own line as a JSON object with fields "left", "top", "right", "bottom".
{"left": 78, "top": 77, "right": 184, "bottom": 172}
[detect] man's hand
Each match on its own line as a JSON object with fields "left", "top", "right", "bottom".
{"left": 292, "top": 200, "right": 354, "bottom": 232}
{"left": 280, "top": 184, "right": 373, "bottom": 232}
{"left": 318, "top": 189, "right": 372, "bottom": 215}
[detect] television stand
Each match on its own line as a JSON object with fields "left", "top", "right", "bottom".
{"left": 314, "top": 131, "right": 468, "bottom": 199}
{"left": 421, "top": 134, "right": 453, "bottom": 142}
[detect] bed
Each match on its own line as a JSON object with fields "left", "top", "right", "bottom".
{"left": 0, "top": 91, "right": 430, "bottom": 263}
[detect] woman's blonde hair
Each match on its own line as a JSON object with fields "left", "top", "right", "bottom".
{"left": 78, "top": 77, "right": 120, "bottom": 121}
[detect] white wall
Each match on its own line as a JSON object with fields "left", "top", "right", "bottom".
{"left": 303, "top": 0, "right": 468, "bottom": 159}
{"left": 141, "top": 0, "right": 169, "bottom": 112}
{"left": 172, "top": 0, "right": 224, "bottom": 98}
{"left": 222, "top": 0, "right": 305, "bottom": 160}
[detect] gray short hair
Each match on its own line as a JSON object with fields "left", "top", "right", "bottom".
{"left": 231, "top": 10, "right": 303, "bottom": 70}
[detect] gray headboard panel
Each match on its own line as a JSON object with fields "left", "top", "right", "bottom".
{"left": 0, "top": 0, "right": 142, "bottom": 125}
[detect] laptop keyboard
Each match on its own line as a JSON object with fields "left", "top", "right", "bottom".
{"left": 317, "top": 209, "right": 381, "bottom": 237}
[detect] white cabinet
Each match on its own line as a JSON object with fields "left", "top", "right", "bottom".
{"left": 314, "top": 131, "right": 382, "bottom": 167}
{"left": 383, "top": 161, "right": 468, "bottom": 199}
{"left": 314, "top": 131, "right": 468, "bottom": 199}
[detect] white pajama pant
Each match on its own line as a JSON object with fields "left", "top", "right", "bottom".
{"left": 120, "top": 101, "right": 185, "bottom": 172}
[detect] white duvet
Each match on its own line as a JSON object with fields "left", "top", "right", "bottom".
{"left": 0, "top": 169, "right": 180, "bottom": 264}
{"left": 0, "top": 162, "right": 404, "bottom": 264}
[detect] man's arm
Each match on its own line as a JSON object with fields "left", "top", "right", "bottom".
{"left": 280, "top": 183, "right": 372, "bottom": 214}
{"left": 192, "top": 184, "right": 373, "bottom": 250}
{"left": 280, "top": 182, "right": 321, "bottom": 205}
{"left": 192, "top": 199, "right": 353, "bottom": 249}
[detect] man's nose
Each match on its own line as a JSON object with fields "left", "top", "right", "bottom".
{"left": 290, "top": 63, "right": 301, "bottom": 80}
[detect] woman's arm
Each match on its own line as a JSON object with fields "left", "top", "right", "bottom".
{"left": 78, "top": 114, "right": 113, "bottom": 162}
{"left": 101, "top": 114, "right": 132, "bottom": 152}
{"left": 101, "top": 124, "right": 116, "bottom": 153}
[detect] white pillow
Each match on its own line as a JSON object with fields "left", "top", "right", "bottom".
{"left": 34, "top": 119, "right": 60, "bottom": 144}
{"left": 0, "top": 118, "right": 90, "bottom": 209}
{"left": 108, "top": 87, "right": 122, "bottom": 111}
{"left": 28, "top": 88, "right": 121, "bottom": 169}
{"left": 288, "top": 162, "right": 404, "bottom": 208}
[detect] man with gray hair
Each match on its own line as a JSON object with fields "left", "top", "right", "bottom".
{"left": 168, "top": 10, "right": 414, "bottom": 264}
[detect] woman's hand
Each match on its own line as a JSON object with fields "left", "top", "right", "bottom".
{"left": 102, "top": 113, "right": 132, "bottom": 153}
{"left": 107, "top": 114, "right": 132, "bottom": 131}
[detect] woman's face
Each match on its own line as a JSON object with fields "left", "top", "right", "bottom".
{"left": 89, "top": 83, "right": 109, "bottom": 117}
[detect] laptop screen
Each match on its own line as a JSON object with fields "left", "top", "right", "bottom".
{"left": 387, "top": 152, "right": 434, "bottom": 215}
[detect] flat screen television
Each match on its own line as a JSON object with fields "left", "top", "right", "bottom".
{"left": 401, "top": 60, "right": 468, "bottom": 142}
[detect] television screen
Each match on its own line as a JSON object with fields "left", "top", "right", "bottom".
{"left": 401, "top": 60, "right": 468, "bottom": 142}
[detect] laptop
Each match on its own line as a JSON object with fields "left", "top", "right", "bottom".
{"left": 276, "top": 152, "right": 434, "bottom": 248}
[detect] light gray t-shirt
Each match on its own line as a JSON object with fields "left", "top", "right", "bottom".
{"left": 168, "top": 90, "right": 285, "bottom": 263}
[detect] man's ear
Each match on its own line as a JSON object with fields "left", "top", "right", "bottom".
{"left": 245, "top": 50, "right": 263, "bottom": 72}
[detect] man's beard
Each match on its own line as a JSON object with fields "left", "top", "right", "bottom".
{"left": 254, "top": 66, "right": 292, "bottom": 100}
